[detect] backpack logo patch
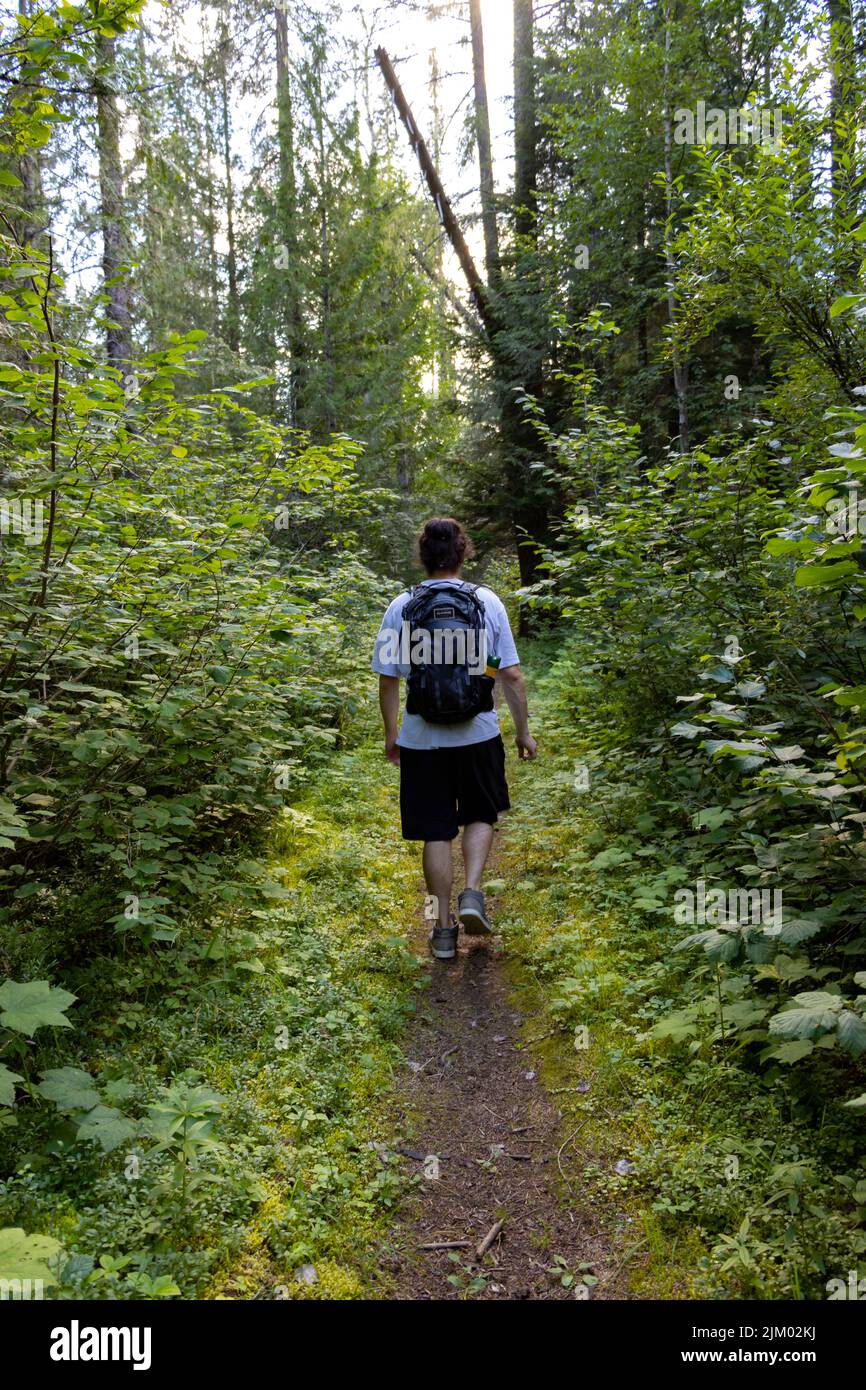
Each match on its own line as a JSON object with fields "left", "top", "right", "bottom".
{"left": 432, "top": 605, "right": 456, "bottom": 619}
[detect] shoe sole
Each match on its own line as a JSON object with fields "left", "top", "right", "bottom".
{"left": 459, "top": 907, "right": 491, "bottom": 936}
{"left": 430, "top": 944, "right": 457, "bottom": 960}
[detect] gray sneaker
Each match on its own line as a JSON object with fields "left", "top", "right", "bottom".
{"left": 429, "top": 917, "right": 459, "bottom": 960}
{"left": 458, "top": 888, "right": 492, "bottom": 936}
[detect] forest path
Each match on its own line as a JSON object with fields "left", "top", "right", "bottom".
{"left": 375, "top": 847, "right": 622, "bottom": 1301}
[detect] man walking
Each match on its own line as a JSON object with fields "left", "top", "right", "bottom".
{"left": 372, "top": 517, "right": 538, "bottom": 960}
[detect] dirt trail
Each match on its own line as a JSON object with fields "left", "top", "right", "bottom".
{"left": 377, "top": 871, "right": 620, "bottom": 1301}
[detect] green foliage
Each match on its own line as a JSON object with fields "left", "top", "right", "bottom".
{"left": 0, "top": 1226, "right": 62, "bottom": 1286}
{"left": 0, "top": 4, "right": 431, "bottom": 1298}
{"left": 0, "top": 221, "right": 392, "bottom": 959}
{"left": 0, "top": 980, "right": 76, "bottom": 1034}
{"left": 2, "top": 0, "right": 865, "bottom": 1308}
{"left": 146, "top": 1078, "right": 226, "bottom": 1198}
{"left": 498, "top": 658, "right": 866, "bottom": 1297}
{"left": 35, "top": 1067, "right": 100, "bottom": 1111}
{"left": 526, "top": 303, "right": 866, "bottom": 1101}
{"left": 446, "top": 1250, "right": 489, "bottom": 1298}
{"left": 510, "top": 245, "right": 866, "bottom": 1292}
{"left": 0, "top": 739, "right": 421, "bottom": 1299}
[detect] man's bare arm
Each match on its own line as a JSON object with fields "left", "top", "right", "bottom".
{"left": 497, "top": 665, "right": 538, "bottom": 759}
{"left": 379, "top": 674, "right": 401, "bottom": 765}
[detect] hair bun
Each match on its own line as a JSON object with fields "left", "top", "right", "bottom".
{"left": 416, "top": 517, "right": 475, "bottom": 575}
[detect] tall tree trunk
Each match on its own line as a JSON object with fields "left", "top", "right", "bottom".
{"left": 200, "top": 15, "right": 220, "bottom": 346}
{"left": 312, "top": 50, "right": 335, "bottom": 432}
{"left": 375, "top": 46, "right": 493, "bottom": 333}
{"left": 218, "top": 6, "right": 240, "bottom": 352}
{"left": 275, "top": 5, "right": 303, "bottom": 425}
{"left": 661, "top": 1, "right": 690, "bottom": 453}
{"left": 507, "top": 0, "right": 547, "bottom": 613}
{"left": 470, "top": 0, "right": 501, "bottom": 288}
{"left": 94, "top": 34, "right": 132, "bottom": 370}
{"left": 513, "top": 0, "right": 538, "bottom": 246}
{"left": 426, "top": 46, "right": 456, "bottom": 394}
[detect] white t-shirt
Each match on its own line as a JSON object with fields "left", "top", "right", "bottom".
{"left": 371, "top": 579, "right": 520, "bottom": 750}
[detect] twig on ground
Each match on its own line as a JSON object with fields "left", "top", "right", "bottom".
{"left": 475, "top": 1218, "right": 505, "bottom": 1260}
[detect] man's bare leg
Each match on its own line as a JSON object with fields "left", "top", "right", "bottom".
{"left": 462, "top": 821, "right": 494, "bottom": 891}
{"left": 423, "top": 840, "right": 453, "bottom": 928}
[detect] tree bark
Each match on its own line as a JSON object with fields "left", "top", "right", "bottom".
{"left": 513, "top": 0, "right": 538, "bottom": 246}
{"left": 661, "top": 1, "right": 690, "bottom": 453}
{"left": 375, "top": 46, "right": 495, "bottom": 335}
{"left": 311, "top": 49, "right": 335, "bottom": 432}
{"left": 470, "top": 0, "right": 501, "bottom": 288}
{"left": 508, "top": 0, "right": 547, "bottom": 613}
{"left": 94, "top": 34, "right": 133, "bottom": 371}
{"left": 275, "top": 5, "right": 304, "bottom": 425}
{"left": 200, "top": 14, "right": 220, "bottom": 344}
{"left": 218, "top": 14, "right": 240, "bottom": 353}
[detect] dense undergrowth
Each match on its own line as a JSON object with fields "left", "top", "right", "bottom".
{"left": 0, "top": 724, "right": 422, "bottom": 1299}
{"left": 499, "top": 647, "right": 866, "bottom": 1300}
{"left": 0, "top": 169, "right": 429, "bottom": 1295}
{"left": 5, "top": 612, "right": 865, "bottom": 1301}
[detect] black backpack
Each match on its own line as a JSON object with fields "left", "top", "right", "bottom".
{"left": 402, "top": 581, "right": 495, "bottom": 725}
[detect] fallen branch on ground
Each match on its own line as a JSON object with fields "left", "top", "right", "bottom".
{"left": 476, "top": 1219, "right": 505, "bottom": 1260}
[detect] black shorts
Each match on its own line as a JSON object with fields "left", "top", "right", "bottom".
{"left": 399, "top": 735, "right": 511, "bottom": 842}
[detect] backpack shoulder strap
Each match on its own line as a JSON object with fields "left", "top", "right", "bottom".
{"left": 402, "top": 584, "right": 427, "bottom": 616}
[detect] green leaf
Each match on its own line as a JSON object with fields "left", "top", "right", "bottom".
{"left": 837, "top": 1010, "right": 866, "bottom": 1057}
{"left": 765, "top": 536, "right": 807, "bottom": 556}
{"left": 693, "top": 806, "right": 734, "bottom": 829}
{"left": 675, "top": 928, "right": 743, "bottom": 962}
{"left": 650, "top": 1009, "right": 698, "bottom": 1042}
{"left": 0, "top": 1064, "right": 23, "bottom": 1106}
{"left": 794, "top": 561, "right": 859, "bottom": 587}
{"left": 130, "top": 1273, "right": 181, "bottom": 1297}
{"left": 703, "top": 739, "right": 768, "bottom": 761}
{"left": 75, "top": 1105, "right": 136, "bottom": 1153}
{"left": 773, "top": 745, "right": 806, "bottom": 762}
{"left": 36, "top": 1067, "right": 100, "bottom": 1113}
{"left": 830, "top": 292, "right": 866, "bottom": 319}
{"left": 0, "top": 1228, "right": 62, "bottom": 1285}
{"left": 769, "top": 992, "right": 841, "bottom": 1041}
{"left": 777, "top": 918, "right": 823, "bottom": 946}
{"left": 766, "top": 1039, "right": 814, "bottom": 1064}
{"left": 733, "top": 679, "right": 766, "bottom": 699}
{"left": 0, "top": 979, "right": 76, "bottom": 1034}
